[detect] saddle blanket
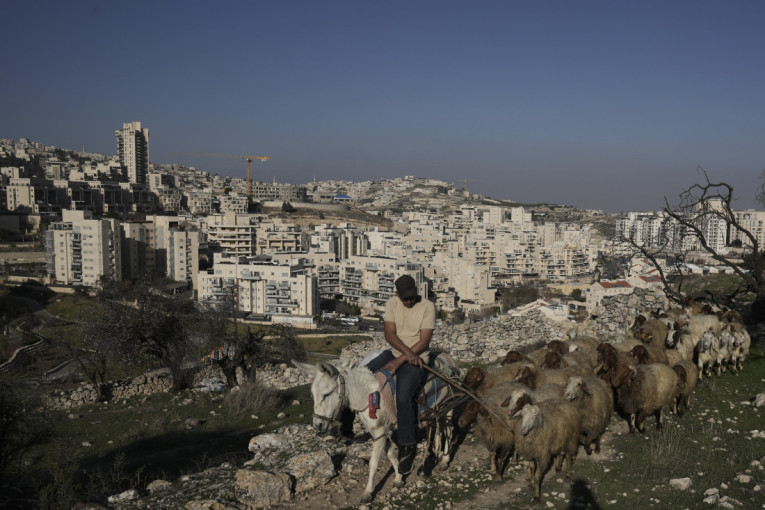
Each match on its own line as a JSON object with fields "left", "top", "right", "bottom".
{"left": 371, "top": 351, "right": 460, "bottom": 426}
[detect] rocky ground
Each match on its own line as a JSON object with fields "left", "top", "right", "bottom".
{"left": 102, "top": 288, "right": 765, "bottom": 509}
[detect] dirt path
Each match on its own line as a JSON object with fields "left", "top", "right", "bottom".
{"left": 275, "top": 424, "right": 625, "bottom": 510}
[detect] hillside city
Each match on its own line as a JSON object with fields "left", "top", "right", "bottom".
{"left": 2, "top": 122, "right": 764, "bottom": 325}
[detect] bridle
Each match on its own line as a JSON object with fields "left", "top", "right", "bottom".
{"left": 312, "top": 372, "right": 348, "bottom": 429}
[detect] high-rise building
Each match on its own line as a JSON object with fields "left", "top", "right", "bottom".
{"left": 115, "top": 121, "right": 149, "bottom": 184}
{"left": 45, "top": 210, "right": 122, "bottom": 287}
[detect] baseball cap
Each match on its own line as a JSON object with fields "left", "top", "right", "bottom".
{"left": 395, "top": 275, "right": 418, "bottom": 299}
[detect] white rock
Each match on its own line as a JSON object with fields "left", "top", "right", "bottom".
{"left": 277, "top": 412, "right": 287, "bottom": 419}
{"left": 107, "top": 489, "right": 138, "bottom": 503}
{"left": 670, "top": 478, "right": 692, "bottom": 491}
{"left": 735, "top": 474, "right": 752, "bottom": 483}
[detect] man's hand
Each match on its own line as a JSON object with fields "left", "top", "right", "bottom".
{"left": 404, "top": 350, "right": 422, "bottom": 367}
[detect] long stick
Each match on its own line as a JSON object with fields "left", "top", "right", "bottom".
{"left": 421, "top": 364, "right": 515, "bottom": 430}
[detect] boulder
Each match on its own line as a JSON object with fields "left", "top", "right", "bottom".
{"left": 234, "top": 470, "right": 292, "bottom": 507}
{"left": 286, "top": 450, "right": 337, "bottom": 493}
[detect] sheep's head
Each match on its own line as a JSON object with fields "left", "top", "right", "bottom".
{"left": 629, "top": 344, "right": 650, "bottom": 365}
{"left": 513, "top": 366, "right": 537, "bottom": 389}
{"left": 634, "top": 328, "right": 653, "bottom": 344}
{"left": 611, "top": 363, "right": 637, "bottom": 388}
{"left": 630, "top": 314, "right": 647, "bottom": 332}
{"left": 464, "top": 367, "right": 485, "bottom": 389}
{"left": 546, "top": 340, "right": 568, "bottom": 355}
{"left": 596, "top": 342, "right": 617, "bottom": 364}
{"left": 457, "top": 400, "right": 482, "bottom": 428}
{"left": 514, "top": 404, "right": 541, "bottom": 436}
{"left": 502, "top": 390, "right": 532, "bottom": 417}
{"left": 502, "top": 350, "right": 526, "bottom": 365}
{"left": 540, "top": 350, "right": 562, "bottom": 370}
{"left": 563, "top": 376, "right": 584, "bottom": 401}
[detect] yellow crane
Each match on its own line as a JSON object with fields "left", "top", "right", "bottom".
{"left": 184, "top": 153, "right": 270, "bottom": 197}
{"left": 463, "top": 178, "right": 480, "bottom": 191}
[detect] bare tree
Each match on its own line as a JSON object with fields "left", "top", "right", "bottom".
{"left": 88, "top": 275, "right": 197, "bottom": 391}
{"left": 622, "top": 169, "right": 765, "bottom": 322}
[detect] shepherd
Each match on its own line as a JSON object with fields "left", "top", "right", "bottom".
{"left": 364, "top": 274, "right": 436, "bottom": 476}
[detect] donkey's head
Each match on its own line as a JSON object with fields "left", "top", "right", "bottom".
{"left": 292, "top": 360, "right": 346, "bottom": 436}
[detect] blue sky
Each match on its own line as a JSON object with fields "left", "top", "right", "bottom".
{"left": 2, "top": 1, "right": 764, "bottom": 212}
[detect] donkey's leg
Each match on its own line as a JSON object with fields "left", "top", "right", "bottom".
{"left": 435, "top": 414, "right": 453, "bottom": 471}
{"left": 387, "top": 440, "right": 405, "bottom": 488}
{"left": 361, "top": 435, "right": 388, "bottom": 503}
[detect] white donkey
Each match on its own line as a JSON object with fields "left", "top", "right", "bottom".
{"left": 292, "top": 359, "right": 455, "bottom": 503}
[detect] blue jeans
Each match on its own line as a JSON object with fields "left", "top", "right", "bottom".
{"left": 366, "top": 350, "right": 425, "bottom": 446}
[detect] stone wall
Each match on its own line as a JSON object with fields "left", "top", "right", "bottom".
{"left": 44, "top": 369, "right": 173, "bottom": 409}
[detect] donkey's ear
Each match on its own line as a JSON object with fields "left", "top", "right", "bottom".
{"left": 292, "top": 360, "right": 318, "bottom": 376}
{"left": 317, "top": 361, "right": 338, "bottom": 377}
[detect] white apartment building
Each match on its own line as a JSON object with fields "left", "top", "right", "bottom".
{"left": 218, "top": 192, "right": 248, "bottom": 214}
{"left": 45, "top": 210, "right": 121, "bottom": 287}
{"left": 186, "top": 190, "right": 214, "bottom": 215}
{"left": 167, "top": 228, "right": 199, "bottom": 288}
{"left": 206, "top": 212, "right": 260, "bottom": 256}
{"left": 432, "top": 252, "right": 494, "bottom": 314}
{"left": 339, "top": 255, "right": 428, "bottom": 314}
{"left": 730, "top": 209, "right": 765, "bottom": 248}
{"left": 122, "top": 215, "right": 199, "bottom": 288}
{"left": 256, "top": 220, "right": 308, "bottom": 254}
{"left": 115, "top": 122, "right": 149, "bottom": 184}
{"left": 197, "top": 254, "right": 318, "bottom": 320}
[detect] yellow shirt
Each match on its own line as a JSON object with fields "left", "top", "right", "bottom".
{"left": 383, "top": 296, "right": 436, "bottom": 357}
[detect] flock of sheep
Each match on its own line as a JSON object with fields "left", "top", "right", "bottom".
{"left": 456, "top": 299, "right": 752, "bottom": 501}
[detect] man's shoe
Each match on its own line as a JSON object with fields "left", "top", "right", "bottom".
{"left": 398, "top": 444, "right": 416, "bottom": 476}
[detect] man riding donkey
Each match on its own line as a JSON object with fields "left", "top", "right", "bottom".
{"left": 364, "top": 274, "right": 435, "bottom": 477}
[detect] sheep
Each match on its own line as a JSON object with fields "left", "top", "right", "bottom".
{"left": 594, "top": 342, "right": 630, "bottom": 382}
{"left": 731, "top": 326, "right": 751, "bottom": 372}
{"left": 665, "top": 348, "right": 684, "bottom": 367}
{"left": 457, "top": 381, "right": 524, "bottom": 480}
{"left": 671, "top": 360, "right": 699, "bottom": 416}
{"left": 568, "top": 335, "right": 601, "bottom": 352}
{"left": 681, "top": 312, "right": 723, "bottom": 347}
{"left": 714, "top": 325, "right": 736, "bottom": 376}
{"left": 611, "top": 335, "right": 643, "bottom": 353}
{"left": 502, "top": 383, "right": 565, "bottom": 417}
{"left": 501, "top": 349, "right": 536, "bottom": 366}
{"left": 525, "top": 346, "right": 549, "bottom": 367}
{"left": 667, "top": 329, "right": 695, "bottom": 361}
{"left": 562, "top": 375, "right": 614, "bottom": 455}
{"left": 511, "top": 400, "right": 582, "bottom": 501}
{"left": 465, "top": 364, "right": 533, "bottom": 396}
{"left": 632, "top": 316, "right": 669, "bottom": 346}
{"left": 628, "top": 343, "right": 668, "bottom": 366}
{"left": 545, "top": 340, "right": 570, "bottom": 355}
{"left": 514, "top": 365, "right": 583, "bottom": 389}
{"left": 540, "top": 350, "right": 596, "bottom": 373}
{"left": 609, "top": 362, "right": 679, "bottom": 433}
{"left": 694, "top": 329, "right": 718, "bottom": 380}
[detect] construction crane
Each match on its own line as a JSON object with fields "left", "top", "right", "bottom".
{"left": 463, "top": 178, "right": 480, "bottom": 191}
{"left": 183, "top": 153, "right": 270, "bottom": 197}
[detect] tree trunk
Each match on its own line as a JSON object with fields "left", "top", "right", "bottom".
{"left": 748, "top": 291, "right": 765, "bottom": 325}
